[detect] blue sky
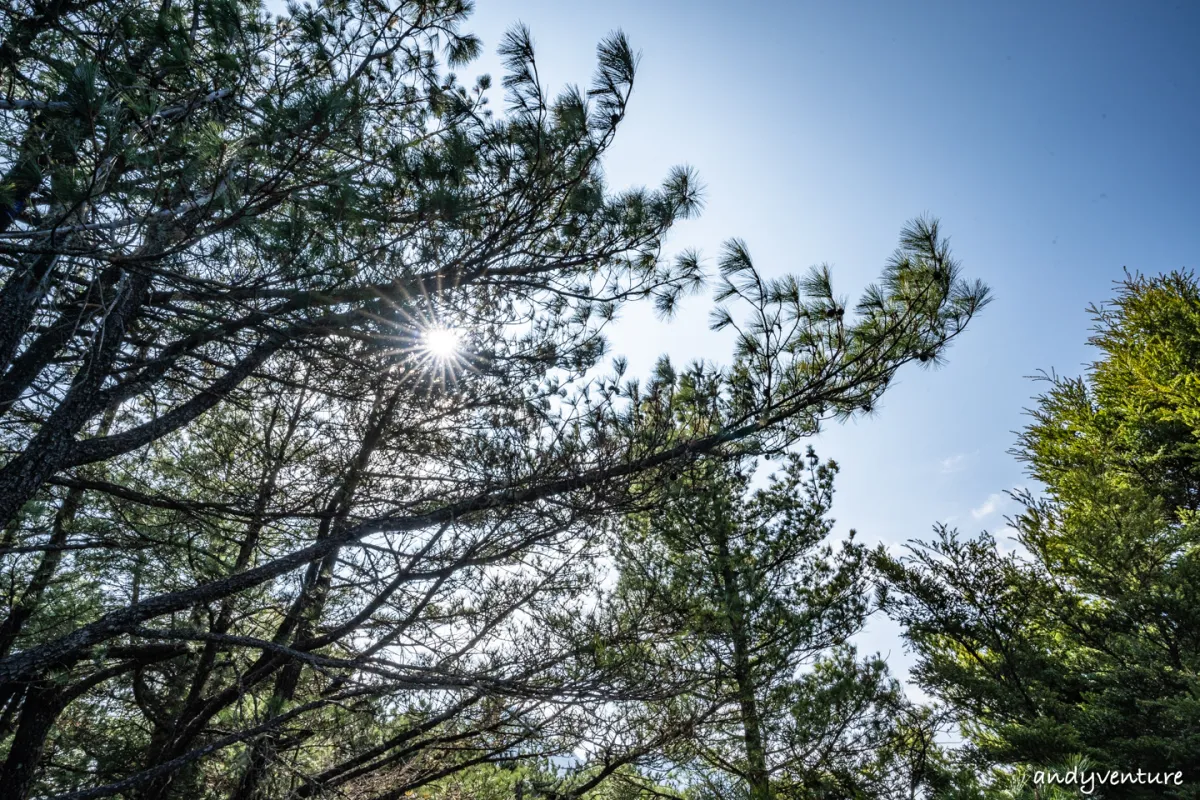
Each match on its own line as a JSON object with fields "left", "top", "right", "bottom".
{"left": 460, "top": 1, "right": 1200, "bottom": 683}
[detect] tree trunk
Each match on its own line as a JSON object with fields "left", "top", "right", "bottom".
{"left": 0, "top": 679, "right": 64, "bottom": 799}
{"left": 0, "top": 271, "right": 147, "bottom": 530}
{"left": 0, "top": 484, "right": 83, "bottom": 658}
{"left": 718, "top": 537, "right": 771, "bottom": 800}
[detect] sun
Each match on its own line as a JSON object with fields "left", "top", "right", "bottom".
{"left": 422, "top": 326, "right": 462, "bottom": 361}
{"left": 373, "top": 311, "right": 471, "bottom": 389}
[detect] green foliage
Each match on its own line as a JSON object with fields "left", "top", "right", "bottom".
{"left": 0, "top": 0, "right": 986, "bottom": 797}
{"left": 612, "top": 378, "right": 925, "bottom": 799}
{"left": 879, "top": 272, "right": 1200, "bottom": 799}
{"left": 1020, "top": 271, "right": 1200, "bottom": 517}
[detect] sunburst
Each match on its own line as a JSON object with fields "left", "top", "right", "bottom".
{"left": 391, "top": 321, "right": 465, "bottom": 390}
{"left": 421, "top": 326, "right": 462, "bottom": 361}
{"left": 359, "top": 276, "right": 477, "bottom": 389}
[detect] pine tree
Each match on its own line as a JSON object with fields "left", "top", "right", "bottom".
{"left": 615, "top": 441, "right": 912, "bottom": 800}
{"left": 0, "top": 1, "right": 988, "bottom": 797}
{"left": 606, "top": 235, "right": 982, "bottom": 800}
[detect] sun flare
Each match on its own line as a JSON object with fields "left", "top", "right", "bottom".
{"left": 422, "top": 326, "right": 462, "bottom": 360}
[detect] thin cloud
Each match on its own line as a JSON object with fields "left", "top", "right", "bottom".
{"left": 971, "top": 493, "right": 1004, "bottom": 520}
{"left": 940, "top": 450, "right": 977, "bottom": 474}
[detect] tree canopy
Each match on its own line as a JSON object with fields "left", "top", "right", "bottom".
{"left": 0, "top": 1, "right": 988, "bottom": 798}
{"left": 878, "top": 272, "right": 1200, "bottom": 799}
{"left": 606, "top": 362, "right": 928, "bottom": 800}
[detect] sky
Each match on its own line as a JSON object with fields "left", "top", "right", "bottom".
{"left": 456, "top": 0, "right": 1200, "bottom": 687}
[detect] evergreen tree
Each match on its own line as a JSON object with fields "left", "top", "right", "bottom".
{"left": 606, "top": 236, "right": 980, "bottom": 800}
{"left": 0, "top": 1, "right": 988, "bottom": 797}
{"left": 615, "top": 441, "right": 911, "bottom": 800}
{"left": 878, "top": 272, "right": 1200, "bottom": 799}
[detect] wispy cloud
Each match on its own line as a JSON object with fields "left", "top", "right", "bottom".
{"left": 939, "top": 451, "right": 976, "bottom": 474}
{"left": 971, "top": 493, "right": 1004, "bottom": 520}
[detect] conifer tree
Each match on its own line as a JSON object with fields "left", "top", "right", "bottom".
{"left": 615, "top": 441, "right": 912, "bottom": 800}
{"left": 878, "top": 272, "right": 1200, "bottom": 799}
{"left": 604, "top": 235, "right": 982, "bottom": 800}
{"left": 0, "top": 1, "right": 988, "bottom": 797}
